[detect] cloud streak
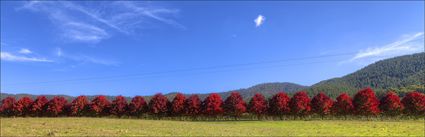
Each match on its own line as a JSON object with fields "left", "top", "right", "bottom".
{"left": 62, "top": 22, "right": 109, "bottom": 43}
{"left": 21, "top": 1, "right": 182, "bottom": 43}
{"left": 55, "top": 48, "right": 118, "bottom": 66}
{"left": 350, "top": 32, "right": 424, "bottom": 62}
{"left": 18, "top": 48, "right": 32, "bottom": 54}
{"left": 1, "top": 52, "right": 53, "bottom": 62}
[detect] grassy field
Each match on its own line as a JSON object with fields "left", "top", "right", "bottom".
{"left": 1, "top": 118, "right": 424, "bottom": 136}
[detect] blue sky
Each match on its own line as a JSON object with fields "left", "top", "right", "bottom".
{"left": 1, "top": 1, "right": 424, "bottom": 96}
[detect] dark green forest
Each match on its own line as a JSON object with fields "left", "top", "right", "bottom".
{"left": 308, "top": 52, "right": 425, "bottom": 98}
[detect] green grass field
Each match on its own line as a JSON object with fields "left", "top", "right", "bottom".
{"left": 1, "top": 118, "right": 423, "bottom": 136}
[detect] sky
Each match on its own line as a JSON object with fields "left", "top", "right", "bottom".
{"left": 1, "top": 1, "right": 424, "bottom": 96}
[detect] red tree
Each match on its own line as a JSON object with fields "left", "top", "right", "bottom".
{"left": 184, "top": 95, "right": 202, "bottom": 118}
{"left": 46, "top": 96, "right": 68, "bottom": 117}
{"left": 149, "top": 93, "right": 170, "bottom": 118}
{"left": 89, "top": 96, "right": 111, "bottom": 116}
{"left": 268, "top": 92, "right": 291, "bottom": 119}
{"left": 248, "top": 93, "right": 268, "bottom": 120}
{"left": 63, "top": 103, "right": 72, "bottom": 116}
{"left": 70, "top": 96, "right": 89, "bottom": 116}
{"left": 13, "top": 97, "right": 33, "bottom": 116}
{"left": 311, "top": 92, "right": 333, "bottom": 118}
{"left": 223, "top": 92, "right": 246, "bottom": 119}
{"left": 401, "top": 91, "right": 425, "bottom": 115}
{"left": 0, "top": 97, "right": 16, "bottom": 117}
{"left": 110, "top": 96, "right": 128, "bottom": 117}
{"left": 289, "top": 91, "right": 311, "bottom": 116}
{"left": 332, "top": 93, "right": 354, "bottom": 118}
{"left": 127, "top": 96, "right": 148, "bottom": 117}
{"left": 379, "top": 91, "right": 403, "bottom": 116}
{"left": 30, "top": 96, "right": 48, "bottom": 116}
{"left": 353, "top": 88, "right": 380, "bottom": 116}
{"left": 202, "top": 93, "right": 224, "bottom": 117}
{"left": 171, "top": 93, "right": 186, "bottom": 116}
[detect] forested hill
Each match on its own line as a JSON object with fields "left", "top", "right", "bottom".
{"left": 168, "top": 82, "right": 308, "bottom": 100}
{"left": 308, "top": 52, "right": 425, "bottom": 97}
{"left": 226, "top": 82, "right": 308, "bottom": 99}
{"left": 0, "top": 82, "right": 307, "bottom": 101}
{"left": 1, "top": 53, "right": 423, "bottom": 100}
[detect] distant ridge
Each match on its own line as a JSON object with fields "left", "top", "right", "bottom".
{"left": 0, "top": 82, "right": 307, "bottom": 101}
{"left": 2, "top": 53, "right": 424, "bottom": 100}
{"left": 164, "top": 82, "right": 308, "bottom": 100}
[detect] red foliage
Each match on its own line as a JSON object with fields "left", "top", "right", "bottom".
{"left": 63, "top": 103, "right": 72, "bottom": 116}
{"left": 110, "top": 96, "right": 128, "bottom": 117}
{"left": 379, "top": 92, "right": 403, "bottom": 116}
{"left": 13, "top": 97, "right": 33, "bottom": 116}
{"left": 248, "top": 93, "right": 268, "bottom": 119}
{"left": 311, "top": 92, "right": 333, "bottom": 116}
{"left": 89, "top": 96, "right": 111, "bottom": 116}
{"left": 149, "top": 93, "right": 170, "bottom": 117}
{"left": 0, "top": 97, "right": 16, "bottom": 116}
{"left": 202, "top": 93, "right": 224, "bottom": 116}
{"left": 353, "top": 88, "right": 380, "bottom": 116}
{"left": 184, "top": 95, "right": 202, "bottom": 117}
{"left": 46, "top": 96, "right": 68, "bottom": 117}
{"left": 332, "top": 93, "right": 354, "bottom": 116}
{"left": 127, "top": 96, "right": 148, "bottom": 117}
{"left": 268, "top": 92, "right": 291, "bottom": 116}
{"left": 223, "top": 92, "right": 246, "bottom": 118}
{"left": 171, "top": 93, "right": 186, "bottom": 116}
{"left": 30, "top": 96, "right": 49, "bottom": 116}
{"left": 70, "top": 96, "right": 89, "bottom": 116}
{"left": 401, "top": 91, "right": 425, "bottom": 115}
{"left": 289, "top": 91, "right": 311, "bottom": 116}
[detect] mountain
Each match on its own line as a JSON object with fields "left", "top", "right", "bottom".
{"left": 164, "top": 82, "right": 308, "bottom": 101}
{"left": 1, "top": 82, "right": 307, "bottom": 101}
{"left": 1, "top": 53, "right": 424, "bottom": 100}
{"left": 308, "top": 52, "right": 425, "bottom": 97}
{"left": 224, "top": 82, "right": 308, "bottom": 99}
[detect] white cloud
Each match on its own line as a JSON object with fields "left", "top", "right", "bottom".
{"left": 118, "top": 1, "right": 185, "bottom": 29}
{"left": 63, "top": 22, "right": 109, "bottom": 43}
{"left": 18, "top": 48, "right": 32, "bottom": 54}
{"left": 67, "top": 55, "right": 118, "bottom": 66}
{"left": 350, "top": 32, "right": 424, "bottom": 62}
{"left": 20, "top": 1, "right": 182, "bottom": 43}
{"left": 254, "top": 15, "right": 265, "bottom": 27}
{"left": 55, "top": 48, "right": 118, "bottom": 66}
{"left": 1, "top": 52, "right": 53, "bottom": 62}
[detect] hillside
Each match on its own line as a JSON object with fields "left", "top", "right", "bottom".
{"left": 309, "top": 52, "right": 425, "bottom": 97}
{"left": 0, "top": 82, "right": 307, "bottom": 101}
{"left": 1, "top": 53, "right": 423, "bottom": 100}
{"left": 167, "top": 82, "right": 307, "bottom": 100}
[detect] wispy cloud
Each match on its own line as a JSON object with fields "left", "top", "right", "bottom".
{"left": 65, "top": 55, "right": 119, "bottom": 66}
{"left": 55, "top": 48, "right": 118, "bottom": 66}
{"left": 20, "top": 1, "right": 183, "bottom": 43}
{"left": 62, "top": 22, "right": 109, "bottom": 43}
{"left": 55, "top": 47, "right": 63, "bottom": 57}
{"left": 118, "top": 1, "right": 185, "bottom": 29}
{"left": 1, "top": 52, "right": 53, "bottom": 62}
{"left": 254, "top": 15, "right": 265, "bottom": 27}
{"left": 18, "top": 48, "right": 32, "bottom": 54}
{"left": 350, "top": 32, "right": 424, "bottom": 62}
